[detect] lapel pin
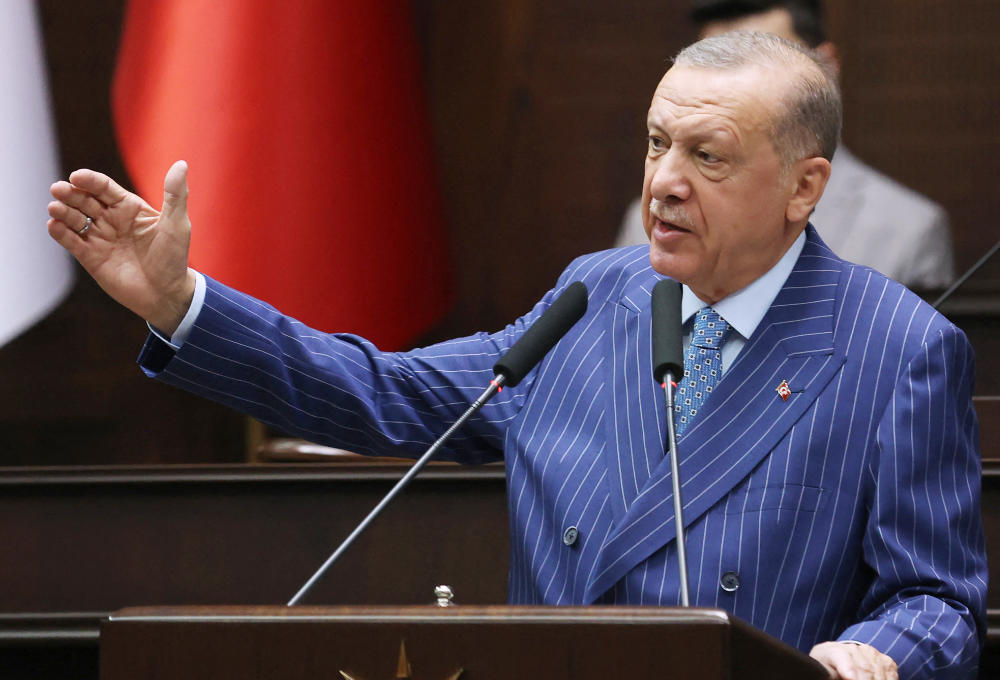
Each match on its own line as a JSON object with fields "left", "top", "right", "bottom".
{"left": 776, "top": 379, "right": 791, "bottom": 401}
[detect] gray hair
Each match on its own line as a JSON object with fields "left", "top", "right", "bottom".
{"left": 674, "top": 31, "right": 841, "bottom": 170}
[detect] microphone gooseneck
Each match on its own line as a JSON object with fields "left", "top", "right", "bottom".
{"left": 932, "top": 238, "right": 1000, "bottom": 310}
{"left": 288, "top": 281, "right": 589, "bottom": 605}
{"left": 651, "top": 277, "right": 691, "bottom": 606}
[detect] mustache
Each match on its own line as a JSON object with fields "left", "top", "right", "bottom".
{"left": 648, "top": 199, "right": 694, "bottom": 230}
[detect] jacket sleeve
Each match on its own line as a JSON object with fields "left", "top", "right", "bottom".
{"left": 837, "top": 323, "right": 987, "bottom": 679}
{"left": 138, "top": 275, "right": 568, "bottom": 463}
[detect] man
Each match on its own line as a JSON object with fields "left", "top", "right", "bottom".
{"left": 48, "top": 33, "right": 983, "bottom": 680}
{"left": 615, "top": 0, "right": 956, "bottom": 291}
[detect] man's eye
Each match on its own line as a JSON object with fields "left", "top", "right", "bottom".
{"left": 697, "top": 149, "right": 721, "bottom": 163}
{"left": 647, "top": 136, "right": 667, "bottom": 152}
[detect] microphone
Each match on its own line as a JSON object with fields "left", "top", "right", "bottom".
{"left": 650, "top": 278, "right": 691, "bottom": 607}
{"left": 288, "top": 281, "right": 589, "bottom": 605}
{"left": 652, "top": 279, "right": 684, "bottom": 384}
{"left": 494, "top": 281, "right": 589, "bottom": 386}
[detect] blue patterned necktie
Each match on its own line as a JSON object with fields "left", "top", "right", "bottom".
{"left": 675, "top": 306, "right": 732, "bottom": 436}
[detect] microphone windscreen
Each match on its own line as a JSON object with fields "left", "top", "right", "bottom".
{"left": 493, "top": 281, "right": 588, "bottom": 387}
{"left": 652, "top": 279, "right": 684, "bottom": 383}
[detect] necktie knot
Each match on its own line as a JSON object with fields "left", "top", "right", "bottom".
{"left": 690, "top": 307, "right": 731, "bottom": 349}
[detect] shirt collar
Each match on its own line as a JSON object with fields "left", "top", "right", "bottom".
{"left": 680, "top": 229, "right": 806, "bottom": 340}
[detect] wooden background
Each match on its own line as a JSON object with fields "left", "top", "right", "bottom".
{"left": 2, "top": 0, "right": 998, "bottom": 466}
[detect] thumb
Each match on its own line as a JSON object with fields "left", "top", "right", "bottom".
{"left": 161, "top": 160, "right": 189, "bottom": 221}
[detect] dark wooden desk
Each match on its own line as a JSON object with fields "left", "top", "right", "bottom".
{"left": 100, "top": 605, "right": 828, "bottom": 680}
{"left": 0, "top": 461, "right": 507, "bottom": 679}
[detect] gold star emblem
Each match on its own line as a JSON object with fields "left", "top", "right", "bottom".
{"left": 340, "top": 640, "right": 464, "bottom": 680}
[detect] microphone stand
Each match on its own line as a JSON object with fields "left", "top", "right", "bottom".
{"left": 285, "top": 280, "right": 588, "bottom": 606}
{"left": 661, "top": 373, "right": 690, "bottom": 606}
{"left": 287, "top": 375, "right": 507, "bottom": 606}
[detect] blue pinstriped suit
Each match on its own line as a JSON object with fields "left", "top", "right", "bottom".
{"left": 140, "top": 226, "right": 986, "bottom": 678}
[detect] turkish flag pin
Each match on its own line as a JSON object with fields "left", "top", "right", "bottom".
{"left": 776, "top": 380, "right": 791, "bottom": 401}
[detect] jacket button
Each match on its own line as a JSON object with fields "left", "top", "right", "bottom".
{"left": 562, "top": 526, "right": 579, "bottom": 546}
{"left": 720, "top": 571, "right": 740, "bottom": 592}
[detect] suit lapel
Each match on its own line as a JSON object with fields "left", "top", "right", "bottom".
{"left": 585, "top": 230, "right": 846, "bottom": 602}
{"left": 598, "top": 271, "right": 667, "bottom": 521}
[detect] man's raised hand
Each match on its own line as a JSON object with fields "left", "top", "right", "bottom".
{"left": 47, "top": 160, "right": 196, "bottom": 335}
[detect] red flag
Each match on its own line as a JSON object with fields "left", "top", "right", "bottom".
{"left": 112, "top": 1, "right": 451, "bottom": 348}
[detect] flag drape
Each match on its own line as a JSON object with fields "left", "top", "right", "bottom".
{"left": 113, "top": 1, "right": 452, "bottom": 348}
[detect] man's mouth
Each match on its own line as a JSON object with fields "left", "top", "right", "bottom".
{"left": 653, "top": 217, "right": 692, "bottom": 235}
{"left": 648, "top": 199, "right": 694, "bottom": 234}
{"left": 656, "top": 218, "right": 690, "bottom": 232}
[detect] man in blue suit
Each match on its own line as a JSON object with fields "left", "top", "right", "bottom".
{"left": 48, "top": 32, "right": 984, "bottom": 680}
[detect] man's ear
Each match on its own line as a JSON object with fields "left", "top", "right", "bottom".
{"left": 786, "top": 156, "right": 831, "bottom": 224}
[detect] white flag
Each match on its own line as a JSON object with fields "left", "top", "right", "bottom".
{"left": 0, "top": 0, "right": 73, "bottom": 347}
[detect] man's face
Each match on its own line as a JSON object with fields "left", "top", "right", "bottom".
{"left": 641, "top": 63, "right": 802, "bottom": 302}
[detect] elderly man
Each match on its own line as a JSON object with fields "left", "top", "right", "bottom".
{"left": 616, "top": 0, "right": 956, "bottom": 291}
{"left": 48, "top": 32, "right": 983, "bottom": 680}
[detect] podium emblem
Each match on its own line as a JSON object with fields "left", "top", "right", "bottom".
{"left": 340, "top": 639, "right": 464, "bottom": 680}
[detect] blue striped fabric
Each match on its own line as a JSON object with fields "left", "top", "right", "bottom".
{"left": 141, "top": 225, "right": 986, "bottom": 679}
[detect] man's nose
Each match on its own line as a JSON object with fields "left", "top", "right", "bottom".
{"left": 648, "top": 149, "right": 692, "bottom": 202}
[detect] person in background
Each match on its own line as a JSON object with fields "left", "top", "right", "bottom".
{"left": 615, "top": 0, "right": 956, "bottom": 290}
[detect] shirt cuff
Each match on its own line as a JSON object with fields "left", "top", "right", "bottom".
{"left": 146, "top": 271, "right": 207, "bottom": 349}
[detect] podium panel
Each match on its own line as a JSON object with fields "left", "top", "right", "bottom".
{"left": 101, "top": 605, "right": 828, "bottom": 680}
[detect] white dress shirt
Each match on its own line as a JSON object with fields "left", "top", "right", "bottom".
{"left": 680, "top": 229, "right": 805, "bottom": 373}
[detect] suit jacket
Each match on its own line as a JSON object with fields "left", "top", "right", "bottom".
{"left": 140, "top": 226, "right": 985, "bottom": 679}
{"left": 615, "top": 147, "right": 955, "bottom": 289}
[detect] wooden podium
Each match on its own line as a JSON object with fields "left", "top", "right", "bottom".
{"left": 100, "top": 605, "right": 828, "bottom": 679}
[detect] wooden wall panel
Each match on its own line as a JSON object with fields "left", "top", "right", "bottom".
{"left": 414, "top": 0, "right": 692, "bottom": 334}
{"left": 830, "top": 0, "right": 1000, "bottom": 275}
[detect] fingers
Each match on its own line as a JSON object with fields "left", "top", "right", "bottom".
{"left": 47, "top": 199, "right": 100, "bottom": 239}
{"left": 66, "top": 168, "right": 132, "bottom": 208}
{"left": 47, "top": 217, "right": 90, "bottom": 261}
{"left": 50, "top": 181, "right": 106, "bottom": 220}
{"left": 160, "top": 160, "right": 189, "bottom": 221}
{"left": 809, "top": 642, "right": 898, "bottom": 680}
